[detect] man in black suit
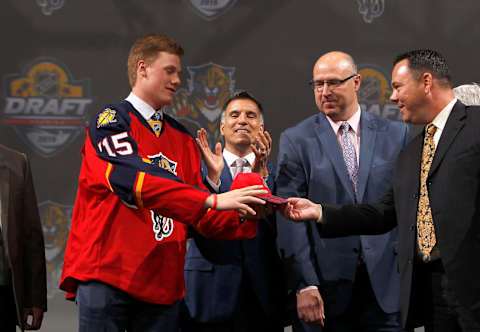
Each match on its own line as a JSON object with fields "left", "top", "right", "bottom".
{"left": 281, "top": 49, "right": 480, "bottom": 332}
{"left": 0, "top": 144, "right": 47, "bottom": 331}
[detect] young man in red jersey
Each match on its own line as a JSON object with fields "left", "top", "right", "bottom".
{"left": 60, "top": 34, "right": 266, "bottom": 332}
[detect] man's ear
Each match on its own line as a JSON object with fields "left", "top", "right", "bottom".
{"left": 137, "top": 60, "right": 147, "bottom": 80}
{"left": 354, "top": 74, "right": 362, "bottom": 92}
{"left": 220, "top": 121, "right": 225, "bottom": 136}
{"left": 423, "top": 72, "right": 433, "bottom": 94}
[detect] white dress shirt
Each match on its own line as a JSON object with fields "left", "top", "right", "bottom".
{"left": 125, "top": 92, "right": 162, "bottom": 121}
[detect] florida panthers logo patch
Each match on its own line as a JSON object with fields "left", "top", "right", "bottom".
{"left": 150, "top": 211, "right": 174, "bottom": 241}
{"left": 148, "top": 152, "right": 178, "bottom": 175}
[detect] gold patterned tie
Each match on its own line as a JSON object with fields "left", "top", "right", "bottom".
{"left": 417, "top": 124, "right": 437, "bottom": 260}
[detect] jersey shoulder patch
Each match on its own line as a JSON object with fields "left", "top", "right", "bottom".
{"left": 97, "top": 107, "right": 118, "bottom": 128}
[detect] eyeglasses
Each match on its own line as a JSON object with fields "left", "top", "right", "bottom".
{"left": 308, "top": 73, "right": 358, "bottom": 91}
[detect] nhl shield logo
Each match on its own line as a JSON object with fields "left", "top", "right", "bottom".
{"left": 2, "top": 57, "right": 92, "bottom": 157}
{"left": 187, "top": 0, "right": 238, "bottom": 21}
{"left": 37, "top": 0, "right": 65, "bottom": 16}
{"left": 39, "top": 201, "right": 73, "bottom": 298}
{"left": 358, "top": 64, "right": 401, "bottom": 121}
{"left": 165, "top": 62, "right": 236, "bottom": 148}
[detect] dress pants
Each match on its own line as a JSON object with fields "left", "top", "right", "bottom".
{"left": 293, "top": 263, "right": 402, "bottom": 332}
{"left": 0, "top": 283, "right": 17, "bottom": 332}
{"left": 180, "top": 274, "right": 283, "bottom": 332}
{"left": 415, "top": 260, "right": 480, "bottom": 332}
{"left": 77, "top": 280, "right": 181, "bottom": 332}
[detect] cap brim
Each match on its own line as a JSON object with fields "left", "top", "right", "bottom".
{"left": 256, "top": 193, "right": 287, "bottom": 205}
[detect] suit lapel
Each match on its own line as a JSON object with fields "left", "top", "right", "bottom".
{"left": 314, "top": 113, "right": 356, "bottom": 201}
{"left": 429, "top": 102, "right": 466, "bottom": 177}
{"left": 0, "top": 164, "right": 10, "bottom": 235}
{"left": 219, "top": 158, "right": 233, "bottom": 192}
{"left": 356, "top": 111, "right": 377, "bottom": 203}
{"left": 408, "top": 134, "right": 423, "bottom": 191}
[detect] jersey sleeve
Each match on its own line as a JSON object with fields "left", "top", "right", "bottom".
{"left": 86, "top": 106, "right": 209, "bottom": 224}
{"left": 86, "top": 105, "right": 256, "bottom": 239}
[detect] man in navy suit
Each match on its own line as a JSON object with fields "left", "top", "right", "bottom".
{"left": 275, "top": 51, "right": 409, "bottom": 331}
{"left": 182, "top": 91, "right": 285, "bottom": 331}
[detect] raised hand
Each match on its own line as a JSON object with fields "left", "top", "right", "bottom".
{"left": 251, "top": 130, "right": 272, "bottom": 178}
{"left": 281, "top": 197, "right": 322, "bottom": 222}
{"left": 196, "top": 128, "right": 224, "bottom": 184}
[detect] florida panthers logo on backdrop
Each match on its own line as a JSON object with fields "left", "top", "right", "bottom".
{"left": 165, "top": 62, "right": 236, "bottom": 148}
{"left": 186, "top": 0, "right": 237, "bottom": 21}
{"left": 150, "top": 211, "right": 174, "bottom": 242}
{"left": 39, "top": 201, "right": 72, "bottom": 298}
{"left": 358, "top": 65, "right": 401, "bottom": 121}
{"left": 356, "top": 0, "right": 385, "bottom": 23}
{"left": 2, "top": 57, "right": 92, "bottom": 157}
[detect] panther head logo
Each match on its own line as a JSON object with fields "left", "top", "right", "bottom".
{"left": 41, "top": 204, "right": 69, "bottom": 253}
{"left": 165, "top": 62, "right": 236, "bottom": 148}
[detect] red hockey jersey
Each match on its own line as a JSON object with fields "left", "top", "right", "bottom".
{"left": 60, "top": 100, "right": 256, "bottom": 305}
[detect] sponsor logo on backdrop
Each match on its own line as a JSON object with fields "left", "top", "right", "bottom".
{"left": 187, "top": 0, "right": 237, "bottom": 21}
{"left": 2, "top": 57, "right": 92, "bottom": 157}
{"left": 37, "top": 0, "right": 65, "bottom": 16}
{"left": 358, "top": 64, "right": 401, "bottom": 121}
{"left": 357, "top": 0, "right": 384, "bottom": 23}
{"left": 39, "top": 201, "right": 72, "bottom": 298}
{"left": 165, "top": 62, "right": 236, "bottom": 148}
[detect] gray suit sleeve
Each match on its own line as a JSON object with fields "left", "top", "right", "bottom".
{"left": 275, "top": 132, "right": 320, "bottom": 290}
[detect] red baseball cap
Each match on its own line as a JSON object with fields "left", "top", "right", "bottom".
{"left": 230, "top": 173, "right": 287, "bottom": 205}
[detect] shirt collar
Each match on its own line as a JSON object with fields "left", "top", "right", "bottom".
{"left": 430, "top": 98, "right": 457, "bottom": 132}
{"left": 326, "top": 105, "right": 361, "bottom": 135}
{"left": 125, "top": 92, "right": 162, "bottom": 121}
{"left": 223, "top": 149, "right": 255, "bottom": 167}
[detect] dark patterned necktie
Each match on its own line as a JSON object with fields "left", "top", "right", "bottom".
{"left": 148, "top": 111, "right": 163, "bottom": 137}
{"left": 417, "top": 124, "right": 437, "bottom": 261}
{"left": 231, "top": 158, "right": 248, "bottom": 180}
{"left": 340, "top": 122, "right": 358, "bottom": 198}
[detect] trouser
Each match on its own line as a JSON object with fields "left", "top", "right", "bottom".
{"left": 77, "top": 280, "right": 181, "bottom": 332}
{"left": 293, "top": 263, "right": 403, "bottom": 332}
{"left": 0, "top": 283, "right": 17, "bottom": 332}
{"left": 180, "top": 275, "right": 283, "bottom": 332}
{"left": 417, "top": 260, "right": 480, "bottom": 332}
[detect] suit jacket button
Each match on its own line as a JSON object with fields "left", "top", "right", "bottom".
{"left": 413, "top": 193, "right": 418, "bottom": 199}
{"left": 408, "top": 259, "right": 412, "bottom": 264}
{"left": 353, "top": 248, "right": 359, "bottom": 253}
{"left": 410, "top": 224, "right": 415, "bottom": 230}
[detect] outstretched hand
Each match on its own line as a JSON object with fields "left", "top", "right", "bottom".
{"left": 196, "top": 128, "right": 224, "bottom": 184}
{"left": 281, "top": 197, "right": 322, "bottom": 222}
{"left": 204, "top": 185, "right": 267, "bottom": 216}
